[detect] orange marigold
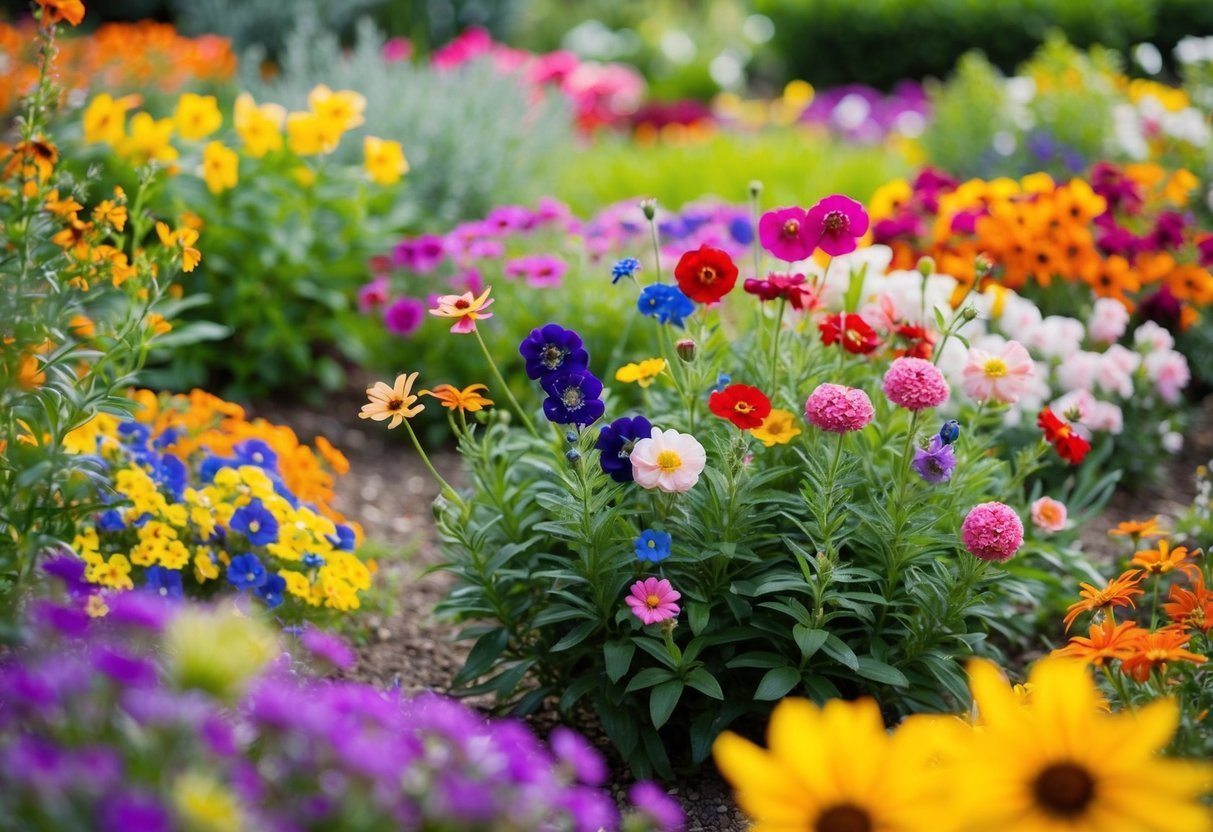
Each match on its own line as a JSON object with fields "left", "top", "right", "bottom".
{"left": 1053, "top": 617, "right": 1143, "bottom": 667}
{"left": 1120, "top": 627, "right": 1207, "bottom": 682}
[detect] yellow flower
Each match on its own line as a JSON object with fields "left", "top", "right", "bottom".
{"left": 952, "top": 658, "right": 1213, "bottom": 832}
{"left": 159, "top": 540, "right": 191, "bottom": 570}
{"left": 92, "top": 199, "right": 127, "bottom": 231}
{"left": 156, "top": 221, "right": 202, "bottom": 273}
{"left": 286, "top": 112, "right": 339, "bottom": 157}
{"left": 1020, "top": 171, "right": 1056, "bottom": 194}
{"left": 200, "top": 141, "right": 238, "bottom": 194}
{"left": 147, "top": 313, "right": 173, "bottom": 336}
{"left": 88, "top": 554, "right": 133, "bottom": 590}
{"left": 363, "top": 136, "right": 408, "bottom": 185}
{"left": 359, "top": 372, "right": 425, "bottom": 428}
{"left": 280, "top": 569, "right": 311, "bottom": 598}
{"left": 233, "top": 92, "right": 285, "bottom": 158}
{"left": 307, "top": 84, "right": 366, "bottom": 132}
{"left": 118, "top": 112, "right": 178, "bottom": 164}
{"left": 82, "top": 93, "right": 140, "bottom": 146}
{"left": 194, "top": 551, "right": 219, "bottom": 583}
{"left": 420, "top": 383, "right": 493, "bottom": 413}
{"left": 85, "top": 594, "right": 109, "bottom": 618}
{"left": 615, "top": 358, "right": 667, "bottom": 388}
{"left": 164, "top": 602, "right": 277, "bottom": 701}
{"left": 173, "top": 93, "right": 223, "bottom": 141}
{"left": 869, "top": 177, "right": 912, "bottom": 221}
{"left": 1165, "top": 168, "right": 1199, "bottom": 207}
{"left": 750, "top": 408, "right": 802, "bottom": 447}
{"left": 172, "top": 771, "right": 245, "bottom": 832}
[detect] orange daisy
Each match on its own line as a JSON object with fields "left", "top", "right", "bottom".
{"left": 1063, "top": 571, "right": 1145, "bottom": 631}
{"left": 1052, "top": 617, "right": 1143, "bottom": 667}
{"left": 1120, "top": 627, "right": 1207, "bottom": 682}
{"left": 1108, "top": 517, "right": 1165, "bottom": 541}
{"left": 1162, "top": 577, "right": 1213, "bottom": 635}
{"left": 1130, "top": 539, "right": 1200, "bottom": 579}
{"left": 420, "top": 383, "right": 494, "bottom": 413}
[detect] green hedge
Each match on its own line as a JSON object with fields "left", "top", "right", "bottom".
{"left": 756, "top": 0, "right": 1213, "bottom": 89}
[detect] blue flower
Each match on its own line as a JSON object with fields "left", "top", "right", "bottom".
{"left": 728, "top": 215, "right": 754, "bottom": 246}
{"left": 117, "top": 422, "right": 150, "bottom": 448}
{"left": 913, "top": 436, "right": 957, "bottom": 484}
{"left": 97, "top": 509, "right": 126, "bottom": 533}
{"left": 227, "top": 553, "right": 268, "bottom": 590}
{"left": 594, "top": 415, "right": 653, "bottom": 483}
{"left": 634, "top": 529, "right": 672, "bottom": 563}
{"left": 235, "top": 439, "right": 278, "bottom": 469}
{"left": 199, "top": 455, "right": 237, "bottom": 483}
{"left": 230, "top": 498, "right": 279, "bottom": 546}
{"left": 541, "top": 371, "right": 605, "bottom": 426}
{"left": 152, "top": 427, "right": 179, "bottom": 451}
{"left": 327, "top": 525, "right": 355, "bottom": 551}
{"left": 658, "top": 218, "right": 687, "bottom": 239}
{"left": 256, "top": 574, "right": 287, "bottom": 609}
{"left": 152, "top": 454, "right": 187, "bottom": 501}
{"left": 939, "top": 419, "right": 960, "bottom": 445}
{"left": 302, "top": 553, "right": 327, "bottom": 568}
{"left": 710, "top": 373, "right": 732, "bottom": 393}
{"left": 611, "top": 257, "right": 641, "bottom": 284}
{"left": 637, "top": 284, "right": 694, "bottom": 327}
{"left": 144, "top": 566, "right": 183, "bottom": 600}
{"left": 518, "top": 323, "right": 590, "bottom": 380}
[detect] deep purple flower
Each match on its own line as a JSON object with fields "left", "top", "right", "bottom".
{"left": 1147, "top": 210, "right": 1187, "bottom": 250}
{"left": 99, "top": 792, "right": 172, "bottom": 832}
{"left": 1138, "top": 285, "right": 1183, "bottom": 329}
{"left": 1198, "top": 235, "right": 1213, "bottom": 268}
{"left": 33, "top": 600, "right": 89, "bottom": 637}
{"left": 69, "top": 746, "right": 123, "bottom": 792}
{"left": 629, "top": 781, "right": 687, "bottom": 831}
{"left": 2, "top": 735, "right": 65, "bottom": 786}
{"left": 383, "top": 296, "right": 427, "bottom": 338}
{"left": 92, "top": 646, "right": 157, "bottom": 688}
{"left": 105, "top": 591, "right": 172, "bottom": 631}
{"left": 41, "top": 554, "right": 89, "bottom": 596}
{"left": 1090, "top": 162, "right": 1143, "bottom": 214}
{"left": 549, "top": 726, "right": 607, "bottom": 786}
{"left": 519, "top": 324, "right": 589, "bottom": 380}
{"left": 231, "top": 499, "right": 278, "bottom": 546}
{"left": 1095, "top": 219, "right": 1142, "bottom": 259}
{"left": 912, "top": 435, "right": 957, "bottom": 484}
{"left": 300, "top": 629, "right": 357, "bottom": 671}
{"left": 541, "top": 371, "right": 605, "bottom": 426}
{"left": 595, "top": 415, "right": 653, "bottom": 483}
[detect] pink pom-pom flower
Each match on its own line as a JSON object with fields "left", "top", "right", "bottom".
{"left": 626, "top": 577, "right": 681, "bottom": 625}
{"left": 804, "top": 383, "right": 874, "bottom": 433}
{"left": 961, "top": 501, "right": 1025, "bottom": 562}
{"left": 882, "top": 356, "right": 950, "bottom": 411}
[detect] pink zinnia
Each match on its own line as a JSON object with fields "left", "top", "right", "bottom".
{"left": 961, "top": 341, "right": 1035, "bottom": 404}
{"left": 1030, "top": 496, "right": 1067, "bottom": 533}
{"left": 882, "top": 357, "right": 950, "bottom": 411}
{"left": 758, "top": 206, "right": 814, "bottom": 262}
{"left": 805, "top": 194, "right": 870, "bottom": 257}
{"left": 383, "top": 296, "right": 426, "bottom": 337}
{"left": 804, "top": 383, "right": 874, "bottom": 433}
{"left": 961, "top": 502, "right": 1024, "bottom": 563}
{"left": 358, "top": 277, "right": 389, "bottom": 312}
{"left": 626, "top": 577, "right": 681, "bottom": 625}
{"left": 630, "top": 428, "right": 707, "bottom": 493}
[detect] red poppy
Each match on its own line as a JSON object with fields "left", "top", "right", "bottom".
{"left": 674, "top": 245, "right": 739, "bottom": 304}
{"left": 819, "top": 313, "right": 880, "bottom": 354}
{"left": 1038, "top": 407, "right": 1091, "bottom": 464}
{"left": 708, "top": 383, "right": 772, "bottom": 429}
{"left": 894, "top": 323, "right": 935, "bottom": 359}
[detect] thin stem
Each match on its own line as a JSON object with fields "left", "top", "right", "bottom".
{"left": 823, "top": 432, "right": 846, "bottom": 557}
{"left": 647, "top": 214, "right": 663, "bottom": 284}
{"left": 768, "top": 297, "right": 787, "bottom": 398}
{"left": 402, "top": 418, "right": 466, "bottom": 511}
{"left": 473, "top": 327, "right": 538, "bottom": 438}
{"left": 749, "top": 188, "right": 762, "bottom": 286}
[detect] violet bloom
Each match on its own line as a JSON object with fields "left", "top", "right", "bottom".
{"left": 383, "top": 297, "right": 426, "bottom": 337}
{"left": 32, "top": 600, "right": 89, "bottom": 638}
{"left": 594, "top": 415, "right": 653, "bottom": 483}
{"left": 1198, "top": 235, "right": 1213, "bottom": 268}
{"left": 758, "top": 206, "right": 814, "bottom": 262}
{"left": 912, "top": 435, "right": 957, "bottom": 484}
{"left": 540, "top": 370, "right": 605, "bottom": 426}
{"left": 41, "top": 554, "right": 89, "bottom": 597}
{"left": 104, "top": 591, "right": 172, "bottom": 631}
{"left": 92, "top": 646, "right": 157, "bottom": 688}
{"left": 1147, "top": 211, "right": 1187, "bottom": 251}
{"left": 300, "top": 629, "right": 357, "bottom": 671}
{"left": 805, "top": 194, "right": 870, "bottom": 256}
{"left": 519, "top": 323, "right": 589, "bottom": 380}
{"left": 99, "top": 792, "right": 172, "bottom": 832}
{"left": 550, "top": 726, "right": 607, "bottom": 786}
{"left": 410, "top": 234, "right": 447, "bottom": 273}
{"left": 357, "top": 277, "right": 389, "bottom": 313}
{"left": 484, "top": 204, "right": 534, "bottom": 235}
{"left": 628, "top": 781, "right": 686, "bottom": 832}
{"left": 562, "top": 786, "right": 620, "bottom": 832}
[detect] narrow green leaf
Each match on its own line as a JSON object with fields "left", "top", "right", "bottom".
{"left": 604, "top": 640, "right": 636, "bottom": 683}
{"left": 754, "top": 666, "right": 801, "bottom": 700}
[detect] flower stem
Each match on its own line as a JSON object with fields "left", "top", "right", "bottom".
{"left": 402, "top": 418, "right": 466, "bottom": 511}
{"left": 768, "top": 297, "right": 787, "bottom": 398}
{"left": 823, "top": 432, "right": 846, "bottom": 556}
{"left": 647, "top": 214, "right": 663, "bottom": 284}
{"left": 473, "top": 327, "right": 538, "bottom": 438}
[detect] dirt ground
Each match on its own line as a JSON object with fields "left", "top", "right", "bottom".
{"left": 258, "top": 392, "right": 1213, "bottom": 832}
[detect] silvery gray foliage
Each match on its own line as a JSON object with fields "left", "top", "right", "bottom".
{"left": 242, "top": 15, "right": 575, "bottom": 228}
{"left": 169, "top": 0, "right": 384, "bottom": 56}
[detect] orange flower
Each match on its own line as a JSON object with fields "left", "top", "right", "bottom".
{"left": 155, "top": 221, "right": 202, "bottom": 273}
{"left": 1120, "top": 627, "right": 1207, "bottom": 682}
{"left": 146, "top": 313, "right": 171, "bottom": 336}
{"left": 1163, "top": 577, "right": 1213, "bottom": 635}
{"left": 1054, "top": 179, "right": 1106, "bottom": 224}
{"left": 16, "top": 353, "right": 45, "bottom": 389}
{"left": 92, "top": 199, "right": 127, "bottom": 231}
{"left": 50, "top": 217, "right": 94, "bottom": 258}
{"left": 420, "top": 383, "right": 494, "bottom": 413}
{"left": 1063, "top": 571, "right": 1145, "bottom": 631}
{"left": 1130, "top": 539, "right": 1200, "bottom": 579}
{"left": 1081, "top": 255, "right": 1140, "bottom": 306}
{"left": 45, "top": 188, "right": 82, "bottom": 218}
{"left": 1109, "top": 517, "right": 1165, "bottom": 541}
{"left": 68, "top": 314, "right": 95, "bottom": 338}
{"left": 1053, "top": 617, "right": 1143, "bottom": 667}
{"left": 35, "top": 0, "right": 85, "bottom": 26}
{"left": 1166, "top": 264, "right": 1213, "bottom": 306}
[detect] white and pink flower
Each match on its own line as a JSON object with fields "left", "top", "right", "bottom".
{"left": 1030, "top": 497, "right": 1068, "bottom": 533}
{"left": 961, "top": 340, "right": 1036, "bottom": 404}
{"left": 630, "top": 428, "right": 707, "bottom": 493}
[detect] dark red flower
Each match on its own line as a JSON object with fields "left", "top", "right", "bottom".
{"left": 1038, "top": 407, "right": 1091, "bottom": 465}
{"left": 819, "top": 313, "right": 880, "bottom": 355}
{"left": 894, "top": 323, "right": 936, "bottom": 359}
{"left": 674, "top": 245, "right": 739, "bottom": 304}
{"left": 743, "top": 272, "right": 819, "bottom": 311}
{"left": 708, "top": 383, "right": 771, "bottom": 429}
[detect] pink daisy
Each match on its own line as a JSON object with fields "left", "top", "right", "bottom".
{"left": 626, "top": 577, "right": 681, "bottom": 625}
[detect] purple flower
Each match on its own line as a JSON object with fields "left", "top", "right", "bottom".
{"left": 1198, "top": 235, "right": 1213, "bottom": 268}
{"left": 92, "top": 646, "right": 157, "bottom": 688}
{"left": 383, "top": 296, "right": 426, "bottom": 338}
{"left": 230, "top": 499, "right": 278, "bottom": 546}
{"left": 594, "top": 415, "right": 653, "bottom": 483}
{"left": 805, "top": 194, "right": 869, "bottom": 257}
{"left": 99, "top": 792, "right": 172, "bottom": 832}
{"left": 562, "top": 786, "right": 620, "bottom": 832}
{"left": 32, "top": 600, "right": 90, "bottom": 637}
{"left": 541, "top": 371, "right": 605, "bottom": 426}
{"left": 550, "top": 726, "right": 607, "bottom": 786}
{"left": 1148, "top": 210, "right": 1187, "bottom": 251}
{"left": 235, "top": 439, "right": 277, "bottom": 469}
{"left": 300, "top": 629, "right": 356, "bottom": 671}
{"left": 105, "top": 591, "right": 172, "bottom": 631}
{"left": 912, "top": 435, "right": 957, "bottom": 484}
{"left": 410, "top": 234, "right": 447, "bottom": 273}
{"left": 2, "top": 735, "right": 65, "bottom": 786}
{"left": 519, "top": 324, "right": 589, "bottom": 380}
{"left": 41, "top": 554, "right": 89, "bottom": 596}
{"left": 629, "top": 781, "right": 687, "bottom": 831}
{"left": 505, "top": 254, "right": 568, "bottom": 288}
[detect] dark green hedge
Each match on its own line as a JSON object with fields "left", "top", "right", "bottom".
{"left": 756, "top": 0, "right": 1213, "bottom": 89}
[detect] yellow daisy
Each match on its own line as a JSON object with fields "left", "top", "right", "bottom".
{"left": 358, "top": 372, "right": 424, "bottom": 429}
{"left": 751, "top": 408, "right": 802, "bottom": 447}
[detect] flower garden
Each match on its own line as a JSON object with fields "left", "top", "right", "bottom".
{"left": 3, "top": 0, "right": 1213, "bottom": 828}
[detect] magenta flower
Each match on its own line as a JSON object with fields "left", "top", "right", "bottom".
{"left": 804, "top": 383, "right": 874, "bottom": 433}
{"left": 805, "top": 194, "right": 870, "bottom": 256}
{"left": 383, "top": 297, "right": 426, "bottom": 337}
{"left": 961, "top": 502, "right": 1024, "bottom": 563}
{"left": 504, "top": 255, "right": 567, "bottom": 288}
{"left": 625, "top": 578, "right": 681, "bottom": 625}
{"left": 758, "top": 206, "right": 814, "bottom": 262}
{"left": 882, "top": 356, "right": 950, "bottom": 411}
{"left": 357, "top": 277, "right": 389, "bottom": 313}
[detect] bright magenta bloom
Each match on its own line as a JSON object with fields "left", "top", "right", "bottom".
{"left": 962, "top": 501, "right": 1024, "bottom": 563}
{"left": 806, "top": 194, "right": 869, "bottom": 256}
{"left": 758, "top": 206, "right": 813, "bottom": 262}
{"left": 626, "top": 577, "right": 681, "bottom": 625}
{"left": 882, "top": 356, "right": 950, "bottom": 411}
{"left": 804, "top": 383, "right": 873, "bottom": 433}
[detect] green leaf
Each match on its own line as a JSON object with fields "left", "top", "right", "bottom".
{"left": 559, "top": 675, "right": 600, "bottom": 712}
{"left": 687, "top": 601, "right": 710, "bottom": 636}
{"left": 821, "top": 635, "right": 860, "bottom": 671}
{"left": 754, "top": 666, "right": 801, "bottom": 700}
{"left": 793, "top": 626, "right": 829, "bottom": 660}
{"left": 685, "top": 667, "right": 724, "bottom": 700}
{"left": 649, "top": 680, "right": 684, "bottom": 729}
{"left": 604, "top": 640, "right": 636, "bottom": 683}
{"left": 855, "top": 656, "right": 910, "bottom": 687}
{"left": 550, "top": 620, "right": 598, "bottom": 652}
{"left": 625, "top": 667, "right": 676, "bottom": 693}
{"left": 452, "top": 628, "right": 509, "bottom": 686}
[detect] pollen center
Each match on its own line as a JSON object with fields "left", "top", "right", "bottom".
{"left": 699, "top": 267, "right": 717, "bottom": 284}
{"left": 734, "top": 402, "right": 754, "bottom": 414}
{"left": 562, "top": 388, "right": 583, "bottom": 408}
{"left": 822, "top": 210, "right": 850, "bottom": 235}
{"left": 645, "top": 594, "right": 661, "bottom": 608}
{"left": 541, "top": 344, "right": 566, "bottom": 369}
{"left": 1033, "top": 762, "right": 1096, "bottom": 818}
{"left": 982, "top": 358, "right": 1009, "bottom": 378}
{"left": 815, "top": 803, "right": 872, "bottom": 832}
{"left": 656, "top": 450, "right": 682, "bottom": 473}
{"left": 782, "top": 219, "right": 800, "bottom": 237}
{"left": 386, "top": 398, "right": 403, "bottom": 411}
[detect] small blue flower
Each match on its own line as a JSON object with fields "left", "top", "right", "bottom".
{"left": 144, "top": 566, "right": 183, "bottom": 600}
{"left": 199, "top": 455, "right": 237, "bottom": 483}
{"left": 518, "top": 323, "right": 590, "bottom": 380}
{"left": 152, "top": 427, "right": 179, "bottom": 451}
{"left": 230, "top": 498, "right": 279, "bottom": 546}
{"left": 727, "top": 215, "right": 754, "bottom": 246}
{"left": 710, "top": 374, "right": 732, "bottom": 393}
{"left": 634, "top": 529, "right": 672, "bottom": 563}
{"left": 540, "top": 370, "right": 605, "bottom": 426}
{"left": 302, "top": 553, "right": 327, "bottom": 568}
{"left": 235, "top": 439, "right": 278, "bottom": 469}
{"left": 939, "top": 419, "right": 960, "bottom": 445}
{"left": 152, "top": 454, "right": 187, "bottom": 501}
{"left": 117, "top": 422, "right": 150, "bottom": 448}
{"left": 227, "top": 553, "right": 267, "bottom": 590}
{"left": 130, "top": 512, "right": 152, "bottom": 528}
{"left": 97, "top": 509, "right": 126, "bottom": 533}
{"left": 611, "top": 257, "right": 641, "bottom": 284}
{"left": 637, "top": 284, "right": 695, "bottom": 328}
{"left": 594, "top": 415, "right": 653, "bottom": 483}
{"left": 327, "top": 525, "right": 355, "bottom": 552}
{"left": 256, "top": 574, "right": 287, "bottom": 609}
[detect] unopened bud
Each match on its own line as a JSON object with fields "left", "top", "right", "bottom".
{"left": 565, "top": 449, "right": 581, "bottom": 463}
{"left": 640, "top": 198, "right": 657, "bottom": 221}
{"left": 748, "top": 180, "right": 763, "bottom": 199}
{"left": 974, "top": 253, "right": 994, "bottom": 279}
{"left": 564, "top": 430, "right": 578, "bottom": 443}
{"left": 676, "top": 338, "right": 696, "bottom": 362}
{"left": 917, "top": 256, "right": 935, "bottom": 278}
{"left": 961, "top": 305, "right": 978, "bottom": 322}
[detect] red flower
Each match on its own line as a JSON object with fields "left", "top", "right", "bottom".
{"left": 743, "top": 272, "right": 819, "bottom": 310}
{"left": 708, "top": 383, "right": 772, "bottom": 429}
{"left": 819, "top": 313, "right": 880, "bottom": 354}
{"left": 674, "top": 245, "right": 739, "bottom": 304}
{"left": 894, "top": 323, "right": 936, "bottom": 359}
{"left": 1038, "top": 407, "right": 1091, "bottom": 465}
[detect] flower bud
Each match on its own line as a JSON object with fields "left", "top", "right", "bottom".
{"left": 565, "top": 449, "right": 581, "bottom": 463}
{"left": 961, "top": 305, "right": 979, "bottom": 322}
{"left": 675, "top": 338, "right": 696, "bottom": 362}
{"left": 564, "top": 430, "right": 578, "bottom": 443}
{"left": 974, "top": 253, "right": 994, "bottom": 279}
{"left": 939, "top": 419, "right": 960, "bottom": 445}
{"left": 917, "top": 256, "right": 935, "bottom": 278}
{"left": 640, "top": 198, "right": 657, "bottom": 221}
{"left": 748, "top": 180, "right": 763, "bottom": 199}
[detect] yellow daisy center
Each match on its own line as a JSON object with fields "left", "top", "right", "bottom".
{"left": 645, "top": 594, "right": 661, "bottom": 609}
{"left": 656, "top": 450, "right": 682, "bottom": 473}
{"left": 982, "top": 357, "right": 1009, "bottom": 378}
{"left": 782, "top": 219, "right": 800, "bottom": 237}
{"left": 1033, "top": 762, "right": 1096, "bottom": 818}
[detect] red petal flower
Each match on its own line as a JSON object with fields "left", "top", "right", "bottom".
{"left": 674, "top": 245, "right": 739, "bottom": 304}
{"left": 819, "top": 313, "right": 880, "bottom": 354}
{"left": 708, "top": 383, "right": 772, "bottom": 429}
{"left": 1037, "top": 407, "right": 1091, "bottom": 465}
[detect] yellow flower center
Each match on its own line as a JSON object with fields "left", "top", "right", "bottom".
{"left": 656, "top": 450, "right": 682, "bottom": 473}
{"left": 782, "top": 219, "right": 800, "bottom": 237}
{"left": 698, "top": 266, "right": 718, "bottom": 284}
{"left": 734, "top": 402, "right": 754, "bottom": 414}
{"left": 645, "top": 594, "right": 661, "bottom": 609}
{"left": 1032, "top": 762, "right": 1095, "bottom": 818}
{"left": 982, "top": 357, "right": 1009, "bottom": 378}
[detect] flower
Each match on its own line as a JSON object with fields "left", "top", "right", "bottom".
{"left": 818, "top": 313, "right": 880, "bottom": 354}
{"left": 1130, "top": 539, "right": 1199, "bottom": 578}
{"left": 913, "top": 435, "right": 957, "bottom": 484}
{"left": 420, "top": 383, "right": 493, "bottom": 413}
{"left": 226, "top": 553, "right": 267, "bottom": 590}
{"left": 36, "top": 0, "right": 85, "bottom": 26}
{"left": 143, "top": 566, "right": 183, "bottom": 600}
{"left": 625, "top": 577, "right": 681, "bottom": 624}
{"left": 383, "top": 297, "right": 426, "bottom": 337}
{"left": 550, "top": 726, "right": 609, "bottom": 786}
{"left": 173, "top": 93, "right": 222, "bottom": 140}
{"left": 299, "top": 628, "right": 357, "bottom": 670}
{"left": 805, "top": 194, "right": 870, "bottom": 256}
{"left": 363, "top": 136, "right": 408, "bottom": 185}
{"left": 595, "top": 416, "right": 653, "bottom": 483}
{"left": 961, "top": 341, "right": 1035, "bottom": 404}
{"left": 714, "top": 697, "right": 938, "bottom": 832}
{"left": 1038, "top": 407, "right": 1092, "bottom": 465}
{"left": 233, "top": 93, "right": 285, "bottom": 158}
{"left": 1053, "top": 617, "right": 1143, "bottom": 667}
{"left": 154, "top": 222, "right": 201, "bottom": 273}
{"left": 1089, "top": 297, "right": 1130, "bottom": 343}
{"left": 630, "top": 428, "right": 706, "bottom": 493}
{"left": 627, "top": 782, "right": 686, "bottom": 832}
{"left": 961, "top": 502, "right": 1024, "bottom": 563}
{"left": 673, "top": 245, "right": 739, "bottom": 304}
{"left": 1120, "top": 628, "right": 1207, "bottom": 682}
{"left": 758, "top": 206, "right": 814, "bottom": 262}
{"left": 255, "top": 574, "right": 286, "bottom": 609}
{"left": 200, "top": 141, "right": 238, "bottom": 194}
{"left": 634, "top": 530, "right": 672, "bottom": 563}
{"left": 359, "top": 373, "right": 424, "bottom": 429}
{"left": 939, "top": 419, "right": 960, "bottom": 445}
{"left": 505, "top": 255, "right": 567, "bottom": 288}
{"left": 743, "top": 272, "right": 817, "bottom": 309}
{"left": 540, "top": 371, "right": 605, "bottom": 426}
{"left": 1030, "top": 497, "right": 1067, "bottom": 533}
{"left": 751, "top": 409, "right": 802, "bottom": 447}
{"left": 429, "top": 287, "right": 494, "bottom": 334}
{"left": 519, "top": 324, "right": 589, "bottom": 380}
{"left": 230, "top": 498, "right": 279, "bottom": 546}
{"left": 637, "top": 284, "right": 695, "bottom": 327}
{"left": 1109, "top": 517, "right": 1165, "bottom": 540}
{"left": 1063, "top": 571, "right": 1145, "bottom": 630}
{"left": 611, "top": 257, "right": 641, "bottom": 284}
{"left": 883, "top": 357, "right": 950, "bottom": 410}
{"left": 615, "top": 358, "right": 667, "bottom": 388}
{"left": 804, "top": 384, "right": 874, "bottom": 433}
{"left": 1163, "top": 578, "right": 1213, "bottom": 634}
{"left": 709, "top": 384, "right": 772, "bottom": 430}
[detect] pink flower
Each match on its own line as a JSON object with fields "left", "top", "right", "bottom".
{"left": 804, "top": 383, "right": 874, "bottom": 433}
{"left": 504, "top": 255, "right": 567, "bottom": 288}
{"left": 625, "top": 577, "right": 681, "bottom": 625}
{"left": 358, "top": 277, "right": 389, "bottom": 312}
{"left": 383, "top": 296, "right": 426, "bottom": 337}
{"left": 1095, "top": 350, "right": 1137, "bottom": 398}
{"left": 961, "top": 502, "right": 1024, "bottom": 562}
{"left": 805, "top": 194, "right": 870, "bottom": 257}
{"left": 1088, "top": 298, "right": 1129, "bottom": 343}
{"left": 1055, "top": 351, "right": 1100, "bottom": 393}
{"left": 630, "top": 428, "right": 707, "bottom": 493}
{"left": 1144, "top": 350, "right": 1190, "bottom": 404}
{"left": 961, "top": 341, "right": 1035, "bottom": 404}
{"left": 1030, "top": 497, "right": 1067, "bottom": 533}
{"left": 758, "top": 206, "right": 814, "bottom": 262}
{"left": 382, "top": 37, "right": 413, "bottom": 62}
{"left": 882, "top": 356, "right": 950, "bottom": 411}
{"left": 1133, "top": 320, "right": 1175, "bottom": 352}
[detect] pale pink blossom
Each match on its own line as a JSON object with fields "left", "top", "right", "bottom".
{"left": 1056, "top": 351, "right": 1101, "bottom": 393}
{"left": 1029, "top": 316, "right": 1084, "bottom": 360}
{"left": 1094, "top": 357, "right": 1134, "bottom": 399}
{"left": 1144, "top": 349, "right": 1190, "bottom": 404}
{"left": 961, "top": 341, "right": 1035, "bottom": 404}
{"left": 630, "top": 428, "right": 707, "bottom": 493}
{"left": 1030, "top": 497, "right": 1068, "bottom": 533}
{"left": 1088, "top": 400, "right": 1124, "bottom": 434}
{"left": 1134, "top": 320, "right": 1175, "bottom": 352}
{"left": 1088, "top": 298, "right": 1130, "bottom": 343}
